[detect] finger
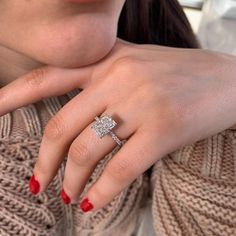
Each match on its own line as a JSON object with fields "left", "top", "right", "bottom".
{"left": 30, "top": 83, "right": 109, "bottom": 194}
{"left": 0, "top": 65, "right": 95, "bottom": 116}
{"left": 78, "top": 129, "right": 163, "bottom": 212}
{"left": 61, "top": 109, "right": 137, "bottom": 204}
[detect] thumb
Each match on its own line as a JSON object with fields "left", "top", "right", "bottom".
{"left": 0, "top": 64, "right": 95, "bottom": 116}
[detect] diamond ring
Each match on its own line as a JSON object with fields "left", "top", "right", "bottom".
{"left": 91, "top": 114, "right": 122, "bottom": 146}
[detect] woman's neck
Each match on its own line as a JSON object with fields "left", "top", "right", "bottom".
{"left": 0, "top": 45, "right": 44, "bottom": 88}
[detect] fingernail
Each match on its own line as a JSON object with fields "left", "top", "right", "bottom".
{"left": 61, "top": 188, "right": 71, "bottom": 204}
{"left": 29, "top": 175, "right": 40, "bottom": 195}
{"left": 80, "top": 197, "right": 94, "bottom": 212}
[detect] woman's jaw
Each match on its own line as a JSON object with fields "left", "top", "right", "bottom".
{"left": 64, "top": 0, "right": 104, "bottom": 3}
{"left": 0, "top": 0, "right": 125, "bottom": 85}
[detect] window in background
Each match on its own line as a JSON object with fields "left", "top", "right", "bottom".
{"left": 179, "top": 0, "right": 204, "bottom": 33}
{"left": 179, "top": 0, "right": 204, "bottom": 9}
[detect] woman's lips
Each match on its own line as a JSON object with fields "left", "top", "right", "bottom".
{"left": 65, "top": 0, "right": 100, "bottom": 3}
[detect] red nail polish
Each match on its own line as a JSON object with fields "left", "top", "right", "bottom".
{"left": 29, "top": 175, "right": 40, "bottom": 195}
{"left": 61, "top": 189, "right": 71, "bottom": 204}
{"left": 80, "top": 197, "right": 94, "bottom": 212}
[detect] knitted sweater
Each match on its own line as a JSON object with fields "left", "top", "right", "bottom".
{"left": 0, "top": 88, "right": 236, "bottom": 236}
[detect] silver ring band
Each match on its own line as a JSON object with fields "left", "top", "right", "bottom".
{"left": 91, "top": 114, "right": 122, "bottom": 146}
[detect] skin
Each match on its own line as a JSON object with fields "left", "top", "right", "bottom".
{"left": 0, "top": 0, "right": 125, "bottom": 85}
{"left": 1, "top": 1, "right": 236, "bottom": 212}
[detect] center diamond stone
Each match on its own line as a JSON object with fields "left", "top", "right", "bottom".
{"left": 91, "top": 115, "right": 117, "bottom": 138}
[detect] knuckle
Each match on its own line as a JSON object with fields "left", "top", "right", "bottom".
{"left": 141, "top": 97, "right": 178, "bottom": 136}
{"left": 34, "top": 160, "right": 49, "bottom": 177}
{"left": 155, "top": 95, "right": 187, "bottom": 131}
{"left": 172, "top": 100, "right": 193, "bottom": 125}
{"left": 24, "top": 66, "right": 49, "bottom": 88}
{"left": 104, "top": 56, "right": 143, "bottom": 88}
{"left": 92, "top": 185, "right": 109, "bottom": 202}
{"left": 44, "top": 114, "right": 65, "bottom": 140}
{"left": 68, "top": 141, "right": 90, "bottom": 167}
{"left": 110, "top": 56, "right": 140, "bottom": 75}
{"left": 0, "top": 89, "right": 7, "bottom": 106}
{"left": 105, "top": 159, "right": 132, "bottom": 184}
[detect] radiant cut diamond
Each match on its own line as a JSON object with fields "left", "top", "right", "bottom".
{"left": 92, "top": 115, "right": 117, "bottom": 138}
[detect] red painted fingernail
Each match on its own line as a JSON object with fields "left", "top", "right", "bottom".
{"left": 61, "top": 189, "right": 71, "bottom": 204}
{"left": 80, "top": 197, "right": 94, "bottom": 212}
{"left": 29, "top": 175, "right": 40, "bottom": 195}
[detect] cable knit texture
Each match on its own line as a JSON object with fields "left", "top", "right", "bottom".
{"left": 150, "top": 129, "right": 236, "bottom": 236}
{"left": 0, "top": 87, "right": 236, "bottom": 236}
{"left": 0, "top": 88, "right": 149, "bottom": 236}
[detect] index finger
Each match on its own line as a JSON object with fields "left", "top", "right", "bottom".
{"left": 0, "top": 65, "right": 94, "bottom": 116}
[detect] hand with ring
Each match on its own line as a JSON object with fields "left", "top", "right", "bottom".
{"left": 0, "top": 38, "right": 236, "bottom": 212}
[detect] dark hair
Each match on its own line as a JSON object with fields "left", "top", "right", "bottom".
{"left": 117, "top": 0, "right": 200, "bottom": 48}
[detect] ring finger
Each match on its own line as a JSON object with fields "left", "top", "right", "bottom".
{"left": 61, "top": 105, "right": 139, "bottom": 204}
{"left": 29, "top": 84, "right": 108, "bottom": 194}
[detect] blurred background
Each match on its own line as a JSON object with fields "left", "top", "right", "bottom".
{"left": 180, "top": 0, "right": 203, "bottom": 33}
{"left": 179, "top": 0, "right": 236, "bottom": 55}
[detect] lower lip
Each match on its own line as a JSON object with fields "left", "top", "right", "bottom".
{"left": 65, "top": 0, "right": 99, "bottom": 3}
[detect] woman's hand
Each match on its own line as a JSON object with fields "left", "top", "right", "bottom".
{"left": 1, "top": 38, "right": 236, "bottom": 212}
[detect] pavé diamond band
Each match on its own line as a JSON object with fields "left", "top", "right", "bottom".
{"left": 91, "top": 114, "right": 122, "bottom": 146}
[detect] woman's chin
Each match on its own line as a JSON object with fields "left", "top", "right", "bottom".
{"left": 37, "top": 31, "right": 117, "bottom": 68}
{"left": 47, "top": 37, "right": 116, "bottom": 68}
{"left": 3, "top": 16, "right": 118, "bottom": 68}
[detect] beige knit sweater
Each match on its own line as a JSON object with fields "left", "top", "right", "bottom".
{"left": 0, "top": 88, "right": 235, "bottom": 236}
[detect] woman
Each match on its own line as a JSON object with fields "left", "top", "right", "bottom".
{"left": 0, "top": 0, "right": 236, "bottom": 236}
